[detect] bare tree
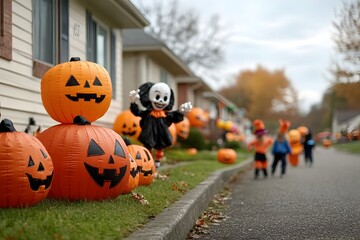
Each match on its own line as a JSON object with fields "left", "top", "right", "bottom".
{"left": 137, "top": 0, "right": 227, "bottom": 72}
{"left": 332, "top": 0, "right": 360, "bottom": 82}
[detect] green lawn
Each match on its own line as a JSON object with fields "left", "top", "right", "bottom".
{"left": 0, "top": 149, "right": 249, "bottom": 240}
{"left": 333, "top": 141, "right": 360, "bottom": 154}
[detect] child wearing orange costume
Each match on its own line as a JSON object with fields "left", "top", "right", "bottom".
{"left": 248, "top": 119, "right": 273, "bottom": 179}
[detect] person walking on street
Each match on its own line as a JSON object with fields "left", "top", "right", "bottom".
{"left": 248, "top": 119, "right": 273, "bottom": 179}
{"left": 271, "top": 119, "right": 292, "bottom": 178}
{"left": 303, "top": 131, "right": 316, "bottom": 166}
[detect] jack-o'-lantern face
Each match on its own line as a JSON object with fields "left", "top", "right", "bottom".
{"left": 0, "top": 119, "right": 54, "bottom": 208}
{"left": 84, "top": 139, "right": 128, "bottom": 188}
{"left": 37, "top": 117, "right": 130, "bottom": 201}
{"left": 121, "top": 154, "right": 139, "bottom": 194}
{"left": 187, "top": 107, "right": 208, "bottom": 128}
{"left": 113, "top": 110, "right": 141, "bottom": 139}
{"left": 41, "top": 57, "right": 112, "bottom": 123}
{"left": 175, "top": 117, "right": 190, "bottom": 139}
{"left": 127, "top": 145, "right": 155, "bottom": 186}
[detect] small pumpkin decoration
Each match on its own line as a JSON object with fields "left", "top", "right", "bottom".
{"left": 37, "top": 116, "right": 130, "bottom": 201}
{"left": 0, "top": 119, "right": 53, "bottom": 208}
{"left": 127, "top": 144, "right": 156, "bottom": 186}
{"left": 187, "top": 107, "right": 208, "bottom": 128}
{"left": 121, "top": 154, "right": 139, "bottom": 194}
{"left": 175, "top": 116, "right": 190, "bottom": 139}
{"left": 217, "top": 148, "right": 237, "bottom": 164}
{"left": 186, "top": 148, "right": 198, "bottom": 155}
{"left": 322, "top": 139, "right": 332, "bottom": 148}
{"left": 41, "top": 57, "right": 112, "bottom": 123}
{"left": 113, "top": 109, "right": 141, "bottom": 140}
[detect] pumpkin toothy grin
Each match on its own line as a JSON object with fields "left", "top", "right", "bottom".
{"left": 137, "top": 166, "right": 153, "bottom": 176}
{"left": 26, "top": 173, "right": 53, "bottom": 191}
{"left": 84, "top": 163, "right": 127, "bottom": 188}
{"left": 130, "top": 167, "right": 139, "bottom": 178}
{"left": 66, "top": 93, "right": 105, "bottom": 103}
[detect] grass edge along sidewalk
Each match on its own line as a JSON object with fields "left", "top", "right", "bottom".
{"left": 125, "top": 158, "right": 253, "bottom": 240}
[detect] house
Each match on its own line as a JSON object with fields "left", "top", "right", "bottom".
{"left": 0, "top": 0, "right": 149, "bottom": 132}
{"left": 332, "top": 109, "right": 360, "bottom": 139}
{"left": 121, "top": 28, "right": 194, "bottom": 110}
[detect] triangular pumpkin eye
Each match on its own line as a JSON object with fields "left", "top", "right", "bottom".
{"left": 65, "top": 75, "right": 80, "bottom": 86}
{"left": 93, "top": 77, "right": 102, "bottom": 86}
{"left": 88, "top": 139, "right": 105, "bottom": 156}
{"left": 114, "top": 140, "right": 126, "bottom": 157}
{"left": 135, "top": 151, "right": 141, "bottom": 160}
{"left": 28, "top": 156, "right": 35, "bottom": 167}
{"left": 40, "top": 149, "right": 48, "bottom": 158}
{"left": 144, "top": 149, "right": 152, "bottom": 161}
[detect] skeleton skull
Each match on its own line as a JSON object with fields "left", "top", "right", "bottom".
{"left": 149, "top": 83, "right": 171, "bottom": 110}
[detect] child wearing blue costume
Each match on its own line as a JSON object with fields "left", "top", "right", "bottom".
{"left": 271, "top": 132, "right": 292, "bottom": 178}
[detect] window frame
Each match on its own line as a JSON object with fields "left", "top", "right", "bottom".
{"left": 0, "top": 0, "right": 12, "bottom": 61}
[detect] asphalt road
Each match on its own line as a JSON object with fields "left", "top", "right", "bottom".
{"left": 197, "top": 146, "right": 360, "bottom": 240}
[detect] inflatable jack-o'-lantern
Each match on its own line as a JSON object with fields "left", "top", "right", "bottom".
{"left": 0, "top": 119, "right": 53, "bottom": 208}
{"left": 175, "top": 116, "right": 190, "bottom": 139}
{"left": 187, "top": 107, "right": 208, "bottom": 128}
{"left": 113, "top": 109, "right": 141, "bottom": 140}
{"left": 37, "top": 116, "right": 130, "bottom": 201}
{"left": 121, "top": 154, "right": 139, "bottom": 194}
{"left": 217, "top": 148, "right": 237, "bottom": 164}
{"left": 127, "top": 145, "right": 156, "bottom": 186}
{"left": 168, "top": 123, "right": 177, "bottom": 146}
{"left": 41, "top": 57, "right": 112, "bottom": 123}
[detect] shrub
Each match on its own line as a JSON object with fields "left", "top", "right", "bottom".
{"left": 178, "top": 127, "right": 206, "bottom": 150}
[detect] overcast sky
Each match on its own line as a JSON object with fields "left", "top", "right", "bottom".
{"left": 132, "top": 0, "right": 345, "bottom": 113}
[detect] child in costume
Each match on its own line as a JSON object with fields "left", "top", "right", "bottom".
{"left": 129, "top": 82, "right": 192, "bottom": 168}
{"left": 271, "top": 119, "right": 292, "bottom": 178}
{"left": 248, "top": 119, "right": 273, "bottom": 179}
{"left": 303, "top": 130, "right": 316, "bottom": 166}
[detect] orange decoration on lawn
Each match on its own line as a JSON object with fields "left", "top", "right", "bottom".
{"left": 217, "top": 148, "right": 237, "bottom": 164}
{"left": 121, "top": 154, "right": 139, "bottom": 194}
{"left": 41, "top": 57, "right": 112, "bottom": 123}
{"left": 187, "top": 107, "right": 208, "bottom": 128}
{"left": 113, "top": 109, "right": 141, "bottom": 140}
{"left": 37, "top": 116, "right": 130, "bottom": 201}
{"left": 168, "top": 123, "right": 177, "bottom": 146}
{"left": 127, "top": 145, "right": 156, "bottom": 186}
{"left": 175, "top": 116, "right": 190, "bottom": 139}
{"left": 0, "top": 119, "right": 53, "bottom": 208}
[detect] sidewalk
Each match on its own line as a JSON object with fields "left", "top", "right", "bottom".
{"left": 125, "top": 158, "right": 253, "bottom": 240}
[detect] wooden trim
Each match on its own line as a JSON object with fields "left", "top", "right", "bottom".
{"left": 33, "top": 60, "right": 52, "bottom": 78}
{"left": 0, "top": 0, "right": 12, "bottom": 60}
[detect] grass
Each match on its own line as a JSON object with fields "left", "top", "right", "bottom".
{"left": 333, "top": 141, "right": 360, "bottom": 154}
{"left": 0, "top": 149, "right": 250, "bottom": 240}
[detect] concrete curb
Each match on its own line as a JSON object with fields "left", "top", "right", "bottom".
{"left": 125, "top": 158, "right": 253, "bottom": 240}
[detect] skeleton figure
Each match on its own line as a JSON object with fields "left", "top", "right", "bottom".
{"left": 129, "top": 82, "right": 192, "bottom": 167}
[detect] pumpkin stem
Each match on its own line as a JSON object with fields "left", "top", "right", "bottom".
{"left": 70, "top": 57, "right": 81, "bottom": 62}
{"left": 73, "top": 115, "right": 91, "bottom": 125}
{"left": 0, "top": 119, "right": 17, "bottom": 132}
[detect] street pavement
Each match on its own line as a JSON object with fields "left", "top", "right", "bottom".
{"left": 197, "top": 146, "right": 360, "bottom": 239}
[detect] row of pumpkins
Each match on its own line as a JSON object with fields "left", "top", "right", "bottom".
{"left": 0, "top": 58, "right": 233, "bottom": 208}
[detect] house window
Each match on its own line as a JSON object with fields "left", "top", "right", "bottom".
{"left": 86, "top": 11, "right": 116, "bottom": 99}
{"left": 160, "top": 68, "right": 169, "bottom": 84}
{"left": 32, "top": 0, "right": 69, "bottom": 78}
{"left": 0, "top": 0, "right": 12, "bottom": 61}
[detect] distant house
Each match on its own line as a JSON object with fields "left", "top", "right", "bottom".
{"left": 332, "top": 110, "right": 360, "bottom": 134}
{"left": 121, "top": 29, "right": 193, "bottom": 110}
{"left": 0, "top": 0, "right": 148, "bottom": 131}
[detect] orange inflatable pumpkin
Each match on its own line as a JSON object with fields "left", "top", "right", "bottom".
{"left": 187, "top": 107, "right": 208, "bottom": 128}
{"left": 0, "top": 119, "right": 53, "bottom": 208}
{"left": 37, "top": 116, "right": 130, "bottom": 201}
{"left": 127, "top": 145, "right": 156, "bottom": 186}
{"left": 217, "top": 148, "right": 237, "bottom": 164}
{"left": 113, "top": 109, "right": 142, "bottom": 140}
{"left": 41, "top": 57, "right": 112, "bottom": 123}
{"left": 175, "top": 116, "right": 190, "bottom": 139}
{"left": 187, "top": 148, "right": 198, "bottom": 155}
{"left": 121, "top": 154, "right": 139, "bottom": 194}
